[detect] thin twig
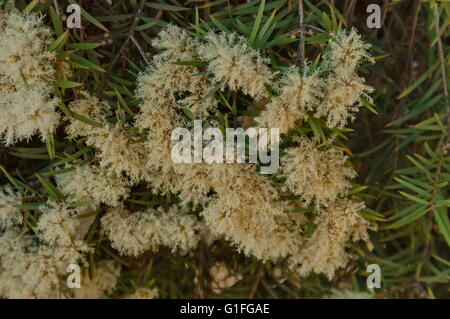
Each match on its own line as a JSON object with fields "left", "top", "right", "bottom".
{"left": 131, "top": 35, "right": 149, "bottom": 65}
{"left": 101, "top": 0, "right": 146, "bottom": 88}
{"left": 53, "top": 0, "right": 61, "bottom": 16}
{"left": 381, "top": 0, "right": 389, "bottom": 26}
{"left": 195, "top": 241, "right": 205, "bottom": 298}
{"left": 345, "top": 0, "right": 357, "bottom": 25}
{"left": 376, "top": 0, "right": 389, "bottom": 37}
{"left": 434, "top": 13, "right": 449, "bottom": 99}
{"left": 297, "top": 0, "right": 305, "bottom": 66}
{"left": 248, "top": 266, "right": 263, "bottom": 299}
{"left": 130, "top": 9, "right": 162, "bottom": 65}
{"left": 391, "top": 9, "right": 407, "bottom": 40}
{"left": 407, "top": 1, "right": 421, "bottom": 84}
{"left": 408, "top": 2, "right": 421, "bottom": 53}
{"left": 434, "top": 7, "right": 450, "bottom": 153}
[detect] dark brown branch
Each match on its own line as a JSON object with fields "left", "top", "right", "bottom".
{"left": 248, "top": 266, "right": 264, "bottom": 299}
{"left": 131, "top": 35, "right": 149, "bottom": 65}
{"left": 434, "top": 7, "right": 450, "bottom": 153}
{"left": 297, "top": 0, "right": 305, "bottom": 66}
{"left": 101, "top": 0, "right": 146, "bottom": 89}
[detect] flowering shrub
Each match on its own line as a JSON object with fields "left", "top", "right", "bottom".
{"left": 0, "top": 0, "right": 448, "bottom": 299}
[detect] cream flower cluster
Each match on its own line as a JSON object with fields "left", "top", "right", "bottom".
{"left": 56, "top": 164, "right": 130, "bottom": 208}
{"left": 255, "top": 67, "right": 322, "bottom": 134}
{"left": 132, "top": 25, "right": 375, "bottom": 281}
{"left": 199, "top": 32, "right": 273, "bottom": 100}
{"left": 137, "top": 25, "right": 217, "bottom": 117}
{"left": 0, "top": 184, "right": 136, "bottom": 299}
{"left": 257, "top": 28, "right": 374, "bottom": 130}
{"left": 315, "top": 29, "right": 374, "bottom": 128}
{"left": 100, "top": 205, "right": 201, "bottom": 257}
{"left": 201, "top": 163, "right": 305, "bottom": 260}
{"left": 0, "top": 186, "right": 23, "bottom": 229}
{"left": 0, "top": 199, "right": 92, "bottom": 298}
{"left": 66, "top": 93, "right": 149, "bottom": 183}
{"left": 290, "top": 200, "right": 373, "bottom": 279}
{"left": 281, "top": 138, "right": 356, "bottom": 206}
{"left": 0, "top": 10, "right": 60, "bottom": 145}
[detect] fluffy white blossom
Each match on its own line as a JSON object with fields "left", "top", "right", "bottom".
{"left": 100, "top": 205, "right": 201, "bottom": 257}
{"left": 137, "top": 25, "right": 217, "bottom": 117}
{"left": 84, "top": 123, "right": 149, "bottom": 183}
{"left": 202, "top": 164, "right": 306, "bottom": 261}
{"left": 36, "top": 200, "right": 81, "bottom": 246}
{"left": 315, "top": 29, "right": 374, "bottom": 128}
{"left": 0, "top": 10, "right": 60, "bottom": 145}
{"left": 291, "top": 199, "right": 373, "bottom": 279}
{"left": 0, "top": 229, "right": 90, "bottom": 298}
{"left": 65, "top": 92, "right": 111, "bottom": 139}
{"left": 256, "top": 67, "right": 322, "bottom": 134}
{"left": 325, "top": 28, "right": 374, "bottom": 75}
{"left": 0, "top": 185, "right": 23, "bottom": 229}
{"left": 56, "top": 164, "right": 130, "bottom": 207}
{"left": 199, "top": 31, "right": 272, "bottom": 100}
{"left": 281, "top": 138, "right": 356, "bottom": 206}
